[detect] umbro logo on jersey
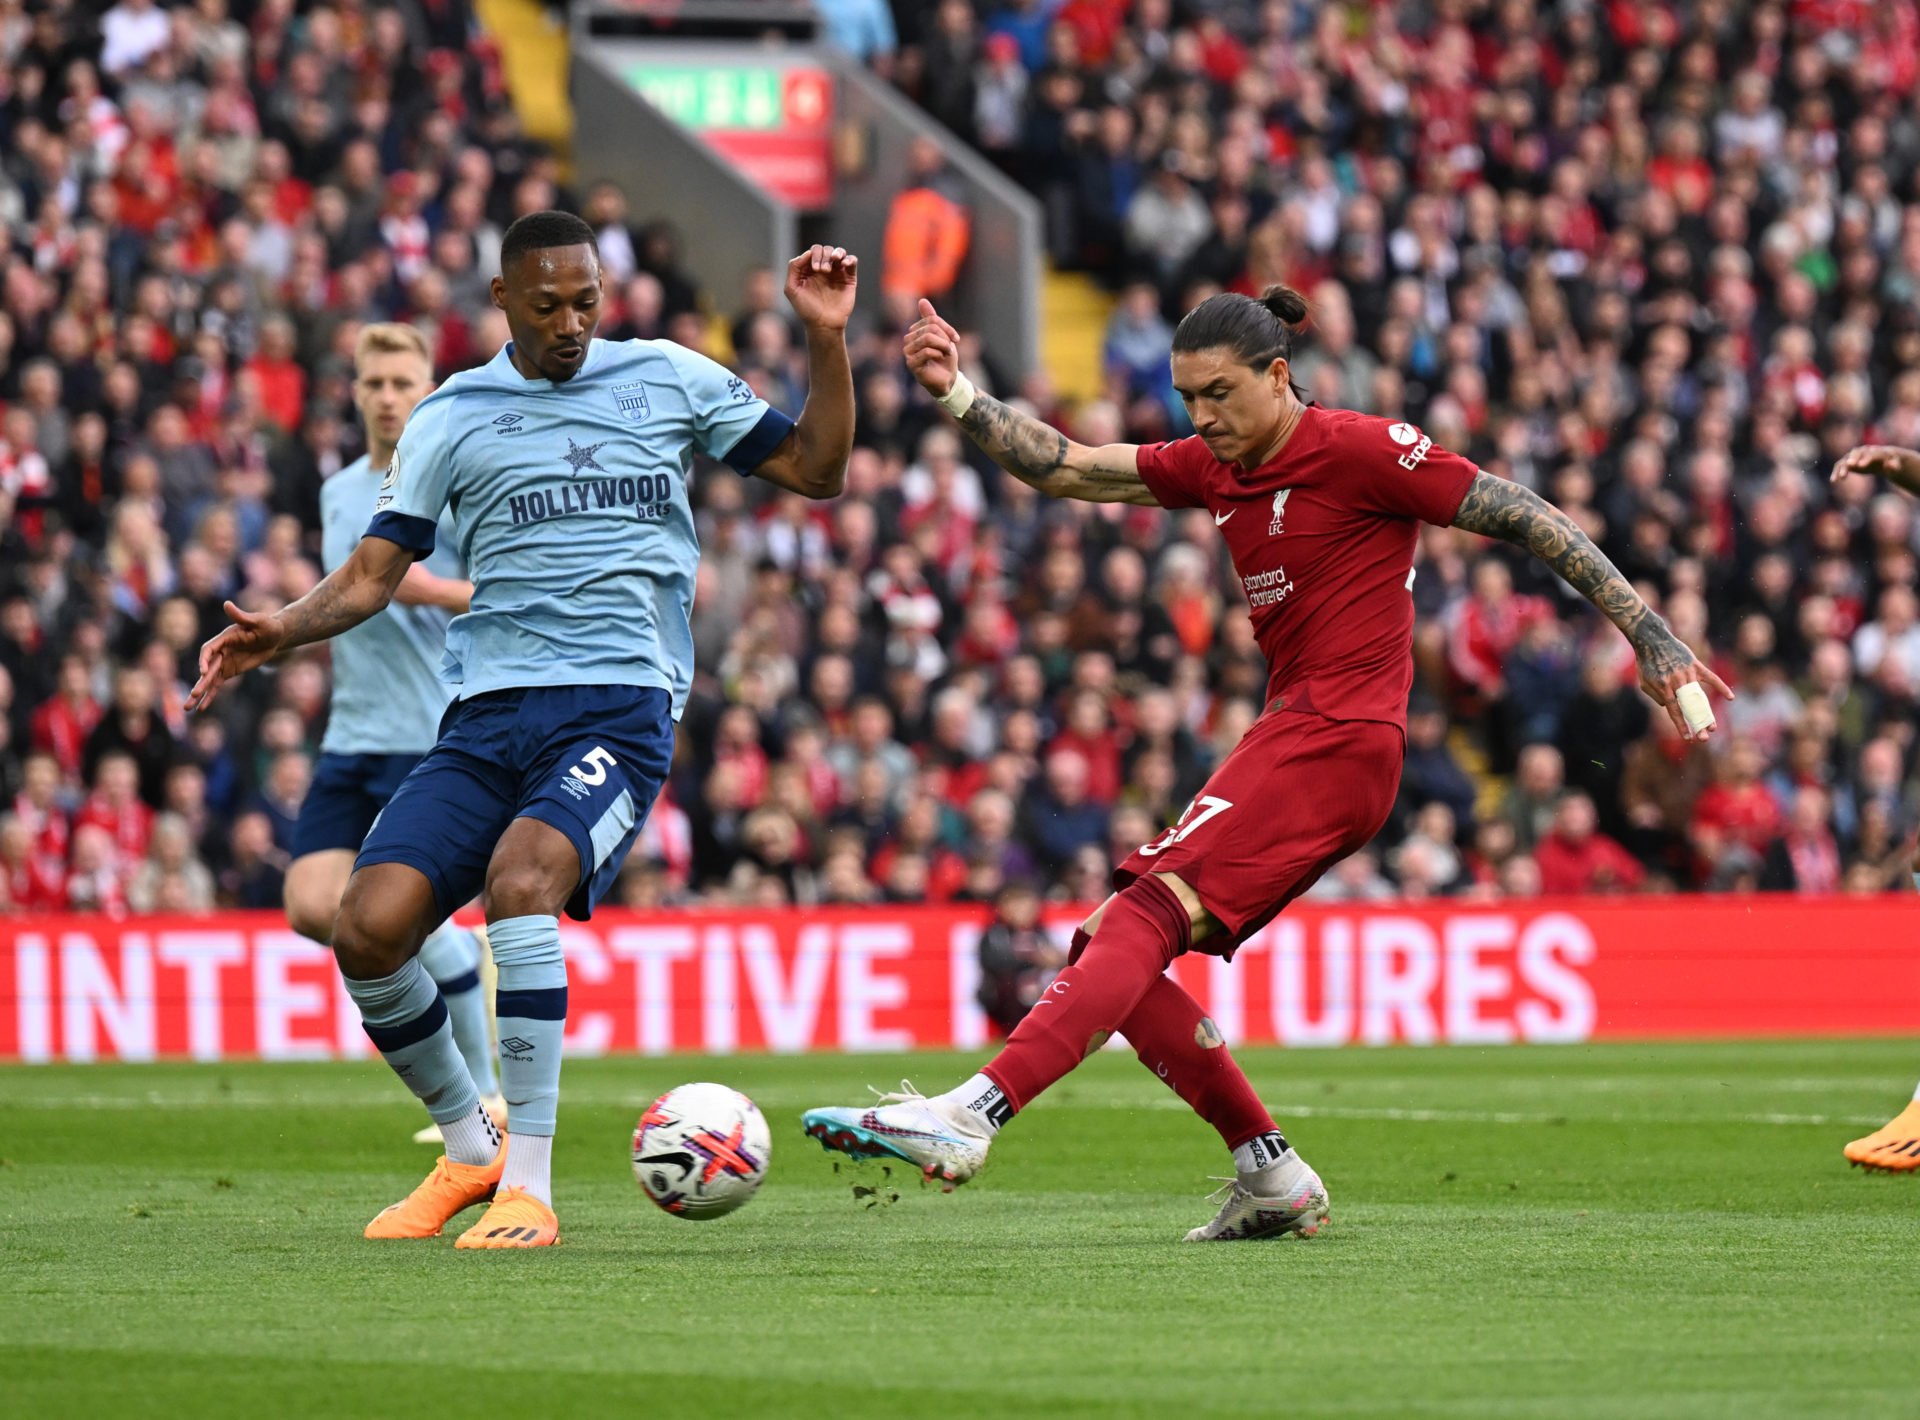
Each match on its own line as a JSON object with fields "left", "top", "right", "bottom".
{"left": 1269, "top": 488, "right": 1291, "bottom": 536}
{"left": 493, "top": 413, "right": 526, "bottom": 435}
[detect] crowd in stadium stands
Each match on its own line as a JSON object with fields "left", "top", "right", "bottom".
{"left": 4, "top": 0, "right": 1920, "bottom": 919}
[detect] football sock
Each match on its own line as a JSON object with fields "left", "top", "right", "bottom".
{"left": 1118, "top": 972, "right": 1281, "bottom": 1156}
{"left": 981, "top": 875, "right": 1191, "bottom": 1110}
{"left": 1237, "top": 1141, "right": 1311, "bottom": 1199}
{"left": 937, "top": 1073, "right": 1012, "bottom": 1135}
{"left": 499, "top": 1130, "right": 553, "bottom": 1206}
{"left": 441, "top": 1101, "right": 505, "bottom": 1166}
{"left": 418, "top": 923, "right": 499, "bottom": 1098}
{"left": 489, "top": 915, "right": 567, "bottom": 1203}
{"left": 341, "top": 958, "right": 486, "bottom": 1159}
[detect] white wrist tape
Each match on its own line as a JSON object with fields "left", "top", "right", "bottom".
{"left": 936, "top": 372, "right": 977, "bottom": 418}
{"left": 1675, "top": 681, "right": 1715, "bottom": 736}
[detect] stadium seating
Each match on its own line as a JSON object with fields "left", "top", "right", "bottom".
{"left": 3, "top": 0, "right": 1920, "bottom": 915}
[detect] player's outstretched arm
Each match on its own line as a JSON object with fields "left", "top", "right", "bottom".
{"left": 1450, "top": 471, "right": 1732, "bottom": 740}
{"left": 1833, "top": 444, "right": 1920, "bottom": 498}
{"left": 187, "top": 534, "right": 414, "bottom": 711}
{"left": 754, "top": 246, "right": 858, "bottom": 500}
{"left": 907, "top": 299, "right": 1157, "bottom": 506}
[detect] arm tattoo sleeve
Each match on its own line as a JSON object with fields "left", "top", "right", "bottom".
{"left": 277, "top": 554, "right": 400, "bottom": 650}
{"left": 956, "top": 393, "right": 1148, "bottom": 503}
{"left": 1452, "top": 471, "right": 1691, "bottom": 676}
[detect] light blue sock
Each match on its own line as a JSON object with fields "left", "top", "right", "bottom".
{"left": 418, "top": 924, "right": 498, "bottom": 1097}
{"left": 343, "top": 958, "right": 494, "bottom": 1163}
{"left": 487, "top": 915, "right": 567, "bottom": 1137}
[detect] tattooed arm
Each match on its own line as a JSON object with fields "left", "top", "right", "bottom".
{"left": 954, "top": 392, "right": 1158, "bottom": 505}
{"left": 187, "top": 535, "right": 413, "bottom": 711}
{"left": 1451, "top": 471, "right": 1733, "bottom": 739}
{"left": 905, "top": 299, "right": 1158, "bottom": 506}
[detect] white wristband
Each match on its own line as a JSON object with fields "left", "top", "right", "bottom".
{"left": 936, "top": 372, "right": 977, "bottom": 418}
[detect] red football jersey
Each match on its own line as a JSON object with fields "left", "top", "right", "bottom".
{"left": 1136, "top": 405, "right": 1479, "bottom": 729}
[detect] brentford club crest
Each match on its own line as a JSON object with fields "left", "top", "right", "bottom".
{"left": 1269, "top": 488, "right": 1291, "bottom": 536}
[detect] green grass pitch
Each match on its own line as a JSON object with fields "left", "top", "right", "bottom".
{"left": 4, "top": 1039, "right": 1919, "bottom": 1418}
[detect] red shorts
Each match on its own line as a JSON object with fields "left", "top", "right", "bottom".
{"left": 1114, "top": 708, "right": 1403, "bottom": 953}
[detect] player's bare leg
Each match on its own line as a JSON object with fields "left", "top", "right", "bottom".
{"left": 455, "top": 817, "right": 579, "bottom": 1250}
{"left": 334, "top": 862, "right": 505, "bottom": 1239}
{"left": 289, "top": 849, "right": 505, "bottom": 1145}
{"left": 802, "top": 873, "right": 1328, "bottom": 1238}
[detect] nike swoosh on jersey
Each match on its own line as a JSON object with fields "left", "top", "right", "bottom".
{"left": 1214, "top": 509, "right": 1235, "bottom": 526}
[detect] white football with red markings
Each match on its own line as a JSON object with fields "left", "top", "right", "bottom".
{"left": 632, "top": 1081, "right": 772, "bottom": 1219}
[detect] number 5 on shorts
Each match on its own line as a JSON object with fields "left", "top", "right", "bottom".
{"left": 569, "top": 746, "right": 619, "bottom": 785}
{"left": 1137, "top": 795, "right": 1233, "bottom": 857}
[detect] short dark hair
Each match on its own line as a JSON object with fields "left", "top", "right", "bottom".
{"left": 499, "top": 210, "right": 598, "bottom": 270}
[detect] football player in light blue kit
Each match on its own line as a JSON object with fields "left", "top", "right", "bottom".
{"left": 192, "top": 212, "right": 857, "bottom": 1248}
{"left": 283, "top": 322, "right": 503, "bottom": 1144}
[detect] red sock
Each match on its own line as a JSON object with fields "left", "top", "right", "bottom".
{"left": 982, "top": 876, "right": 1191, "bottom": 1110}
{"left": 1119, "top": 974, "right": 1276, "bottom": 1151}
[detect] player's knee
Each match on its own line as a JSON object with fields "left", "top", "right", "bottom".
{"left": 284, "top": 873, "right": 339, "bottom": 944}
{"left": 484, "top": 860, "right": 571, "bottom": 921}
{"left": 286, "top": 896, "right": 337, "bottom": 945}
{"left": 332, "top": 889, "right": 421, "bottom": 980}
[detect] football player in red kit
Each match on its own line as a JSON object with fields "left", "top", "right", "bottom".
{"left": 803, "top": 288, "right": 1732, "bottom": 1240}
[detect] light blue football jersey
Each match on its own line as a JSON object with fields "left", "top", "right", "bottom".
{"left": 318, "top": 456, "right": 465, "bottom": 755}
{"left": 367, "top": 338, "right": 792, "bottom": 718}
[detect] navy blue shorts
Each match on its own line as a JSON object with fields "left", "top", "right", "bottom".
{"left": 290, "top": 751, "right": 424, "bottom": 858}
{"left": 355, "top": 685, "right": 674, "bottom": 922}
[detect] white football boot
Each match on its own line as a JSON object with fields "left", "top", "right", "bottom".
{"left": 1184, "top": 1159, "right": 1330, "bottom": 1242}
{"left": 802, "top": 1083, "right": 992, "bottom": 1191}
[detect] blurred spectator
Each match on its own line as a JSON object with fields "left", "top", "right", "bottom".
{"left": 1024, "top": 747, "right": 1108, "bottom": 872}
{"left": 1534, "top": 792, "right": 1646, "bottom": 897}
{"left": 84, "top": 666, "right": 175, "bottom": 806}
{"left": 975, "top": 880, "right": 1065, "bottom": 1033}
{"left": 221, "top": 810, "right": 287, "bottom": 910}
{"left": 1691, "top": 739, "right": 1787, "bottom": 882}
{"left": 883, "top": 137, "right": 971, "bottom": 308}
{"left": 127, "top": 811, "right": 216, "bottom": 913}
{"left": 1499, "top": 745, "right": 1564, "bottom": 857}
{"left": 1762, "top": 787, "right": 1842, "bottom": 896}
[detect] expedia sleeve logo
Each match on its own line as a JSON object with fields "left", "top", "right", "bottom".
{"left": 1389, "top": 421, "right": 1433, "bottom": 470}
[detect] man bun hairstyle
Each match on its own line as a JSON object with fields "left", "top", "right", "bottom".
{"left": 1172, "top": 283, "right": 1310, "bottom": 371}
{"left": 499, "top": 209, "right": 600, "bottom": 269}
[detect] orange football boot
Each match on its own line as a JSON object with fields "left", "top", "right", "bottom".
{"left": 454, "top": 1186, "right": 560, "bottom": 1249}
{"left": 364, "top": 1149, "right": 506, "bottom": 1239}
{"left": 1845, "top": 1101, "right": 1920, "bottom": 1173}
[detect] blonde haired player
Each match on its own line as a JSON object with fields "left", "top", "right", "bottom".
{"left": 283, "top": 323, "right": 504, "bottom": 1141}
{"left": 1833, "top": 443, "right": 1920, "bottom": 1171}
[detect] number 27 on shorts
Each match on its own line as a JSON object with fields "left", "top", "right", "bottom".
{"left": 1137, "top": 795, "right": 1233, "bottom": 857}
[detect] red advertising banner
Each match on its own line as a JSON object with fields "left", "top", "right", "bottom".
{"left": 1, "top": 898, "right": 1916, "bottom": 1063}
